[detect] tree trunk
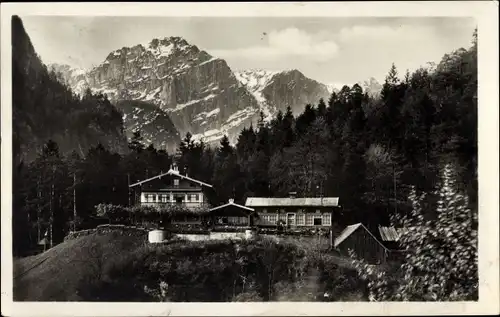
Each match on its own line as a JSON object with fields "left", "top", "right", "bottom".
{"left": 37, "top": 177, "right": 41, "bottom": 243}
{"left": 73, "top": 172, "right": 78, "bottom": 231}
{"left": 50, "top": 182, "right": 54, "bottom": 248}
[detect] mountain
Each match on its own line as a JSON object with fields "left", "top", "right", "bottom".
{"left": 116, "top": 100, "right": 180, "bottom": 152}
{"left": 11, "top": 16, "right": 128, "bottom": 164}
{"left": 55, "top": 37, "right": 333, "bottom": 146}
{"left": 49, "top": 63, "right": 90, "bottom": 96}
{"left": 359, "top": 77, "right": 383, "bottom": 98}
{"left": 234, "top": 69, "right": 331, "bottom": 118}
{"left": 60, "top": 37, "right": 262, "bottom": 145}
{"left": 325, "top": 82, "right": 345, "bottom": 94}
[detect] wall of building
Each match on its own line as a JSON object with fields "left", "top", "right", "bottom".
{"left": 214, "top": 215, "right": 249, "bottom": 226}
{"left": 140, "top": 191, "right": 206, "bottom": 209}
{"left": 336, "top": 228, "right": 388, "bottom": 264}
{"left": 256, "top": 207, "right": 332, "bottom": 227}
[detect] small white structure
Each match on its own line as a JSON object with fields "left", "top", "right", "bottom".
{"left": 245, "top": 229, "right": 257, "bottom": 240}
{"left": 148, "top": 229, "right": 167, "bottom": 243}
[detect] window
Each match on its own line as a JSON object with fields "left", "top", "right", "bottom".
{"left": 313, "top": 217, "right": 323, "bottom": 226}
{"left": 161, "top": 194, "right": 168, "bottom": 203}
{"left": 286, "top": 213, "right": 296, "bottom": 226}
{"left": 305, "top": 214, "right": 314, "bottom": 226}
{"left": 174, "top": 179, "right": 179, "bottom": 187}
{"left": 261, "top": 214, "right": 277, "bottom": 224}
{"left": 296, "top": 214, "right": 305, "bottom": 226}
{"left": 228, "top": 216, "right": 247, "bottom": 225}
{"left": 278, "top": 213, "right": 287, "bottom": 223}
{"left": 191, "top": 194, "right": 198, "bottom": 202}
{"left": 322, "top": 214, "right": 332, "bottom": 226}
{"left": 145, "top": 194, "right": 154, "bottom": 203}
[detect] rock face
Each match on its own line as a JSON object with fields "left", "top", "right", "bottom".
{"left": 360, "top": 77, "right": 383, "bottom": 99}
{"left": 116, "top": 100, "right": 180, "bottom": 152}
{"left": 55, "top": 36, "right": 334, "bottom": 147}
{"left": 49, "top": 63, "right": 90, "bottom": 96}
{"left": 235, "top": 69, "right": 331, "bottom": 119}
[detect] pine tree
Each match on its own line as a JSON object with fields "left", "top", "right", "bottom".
{"left": 352, "top": 163, "right": 478, "bottom": 301}
{"left": 213, "top": 135, "right": 243, "bottom": 203}
{"left": 129, "top": 131, "right": 145, "bottom": 153}
{"left": 317, "top": 98, "right": 327, "bottom": 117}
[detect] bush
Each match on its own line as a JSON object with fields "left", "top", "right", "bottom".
{"left": 94, "top": 204, "right": 212, "bottom": 229}
{"left": 351, "top": 164, "right": 478, "bottom": 301}
{"left": 73, "top": 234, "right": 366, "bottom": 302}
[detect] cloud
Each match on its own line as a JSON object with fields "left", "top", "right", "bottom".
{"left": 210, "top": 27, "right": 339, "bottom": 62}
{"left": 337, "top": 24, "right": 435, "bottom": 43}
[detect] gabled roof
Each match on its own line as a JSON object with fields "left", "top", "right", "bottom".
{"left": 129, "top": 169, "right": 213, "bottom": 188}
{"left": 334, "top": 223, "right": 392, "bottom": 251}
{"left": 334, "top": 223, "right": 363, "bottom": 248}
{"left": 210, "top": 199, "right": 255, "bottom": 213}
{"left": 245, "top": 197, "right": 339, "bottom": 207}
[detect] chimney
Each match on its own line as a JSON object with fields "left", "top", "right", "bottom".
{"left": 289, "top": 192, "right": 297, "bottom": 199}
{"left": 170, "top": 163, "right": 179, "bottom": 174}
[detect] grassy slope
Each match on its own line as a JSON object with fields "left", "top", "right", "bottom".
{"left": 13, "top": 231, "right": 367, "bottom": 302}
{"left": 13, "top": 231, "right": 147, "bottom": 301}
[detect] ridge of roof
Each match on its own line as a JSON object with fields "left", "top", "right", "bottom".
{"left": 334, "top": 223, "right": 393, "bottom": 251}
{"left": 129, "top": 169, "right": 213, "bottom": 188}
{"left": 209, "top": 201, "right": 255, "bottom": 212}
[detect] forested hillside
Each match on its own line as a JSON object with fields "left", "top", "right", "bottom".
{"left": 12, "top": 18, "right": 477, "bottom": 257}
{"left": 12, "top": 15, "right": 128, "bottom": 166}
{"left": 12, "top": 15, "right": 128, "bottom": 254}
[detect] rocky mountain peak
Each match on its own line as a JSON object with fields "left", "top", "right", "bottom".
{"left": 54, "top": 36, "right": 337, "bottom": 149}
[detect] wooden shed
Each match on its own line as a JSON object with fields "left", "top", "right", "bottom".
{"left": 334, "top": 223, "right": 394, "bottom": 265}
{"left": 209, "top": 199, "right": 257, "bottom": 228}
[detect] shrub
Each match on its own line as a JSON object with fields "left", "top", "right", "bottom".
{"left": 351, "top": 163, "right": 478, "bottom": 301}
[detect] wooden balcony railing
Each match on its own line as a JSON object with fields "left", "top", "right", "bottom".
{"left": 140, "top": 201, "right": 206, "bottom": 209}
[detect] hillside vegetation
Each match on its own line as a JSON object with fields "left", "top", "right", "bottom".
{"left": 13, "top": 230, "right": 364, "bottom": 302}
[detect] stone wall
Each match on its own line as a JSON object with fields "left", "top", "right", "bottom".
{"left": 174, "top": 231, "right": 247, "bottom": 242}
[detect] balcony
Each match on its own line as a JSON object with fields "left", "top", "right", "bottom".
{"left": 140, "top": 201, "right": 206, "bottom": 210}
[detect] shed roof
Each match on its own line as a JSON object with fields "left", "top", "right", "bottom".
{"left": 129, "top": 169, "right": 213, "bottom": 188}
{"left": 378, "top": 226, "right": 402, "bottom": 242}
{"left": 334, "top": 223, "right": 392, "bottom": 251}
{"left": 245, "top": 197, "right": 339, "bottom": 207}
{"left": 334, "top": 223, "right": 362, "bottom": 248}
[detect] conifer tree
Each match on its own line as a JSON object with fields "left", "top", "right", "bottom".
{"left": 352, "top": 163, "right": 478, "bottom": 301}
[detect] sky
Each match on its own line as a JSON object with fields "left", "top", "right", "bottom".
{"left": 21, "top": 16, "right": 476, "bottom": 86}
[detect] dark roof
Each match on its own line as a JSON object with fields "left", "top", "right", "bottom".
{"left": 129, "top": 169, "right": 213, "bottom": 188}
{"left": 210, "top": 199, "right": 254, "bottom": 212}
{"left": 334, "top": 223, "right": 398, "bottom": 251}
{"left": 245, "top": 197, "right": 340, "bottom": 207}
{"left": 209, "top": 199, "right": 255, "bottom": 216}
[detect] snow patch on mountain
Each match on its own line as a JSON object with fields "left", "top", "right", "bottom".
{"left": 234, "top": 69, "right": 279, "bottom": 122}
{"left": 326, "top": 82, "right": 346, "bottom": 94}
{"left": 192, "top": 106, "right": 258, "bottom": 144}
